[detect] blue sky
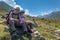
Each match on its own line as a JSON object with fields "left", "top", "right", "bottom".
{"left": 14, "top": 0, "right": 60, "bottom": 16}
{"left": 0, "top": 0, "right": 60, "bottom": 16}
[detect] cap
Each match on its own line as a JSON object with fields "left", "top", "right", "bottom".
{"left": 20, "top": 10, "right": 25, "bottom": 13}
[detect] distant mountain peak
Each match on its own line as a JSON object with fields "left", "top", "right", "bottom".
{"left": 38, "top": 11, "right": 60, "bottom": 19}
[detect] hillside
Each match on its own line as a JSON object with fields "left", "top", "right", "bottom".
{"left": 0, "top": 1, "right": 13, "bottom": 14}
{"left": 43, "top": 11, "right": 60, "bottom": 19}
{"left": 0, "top": 1, "right": 60, "bottom": 40}
{"left": 38, "top": 11, "right": 60, "bottom": 19}
{"left": 0, "top": 16, "right": 60, "bottom": 40}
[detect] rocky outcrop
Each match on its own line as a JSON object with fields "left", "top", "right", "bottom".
{"left": 33, "top": 28, "right": 45, "bottom": 40}
{"left": 55, "top": 30, "right": 60, "bottom": 40}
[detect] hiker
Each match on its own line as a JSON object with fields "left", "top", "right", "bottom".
{"left": 6, "top": 9, "right": 14, "bottom": 25}
{"left": 9, "top": 7, "right": 30, "bottom": 37}
{"left": 9, "top": 7, "right": 20, "bottom": 37}
{"left": 19, "top": 10, "right": 34, "bottom": 33}
{"left": 19, "top": 10, "right": 30, "bottom": 35}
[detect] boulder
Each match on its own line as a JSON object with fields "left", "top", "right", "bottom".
{"left": 33, "top": 28, "right": 45, "bottom": 40}
{"left": 55, "top": 30, "right": 60, "bottom": 40}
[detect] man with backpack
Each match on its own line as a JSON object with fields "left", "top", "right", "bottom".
{"left": 9, "top": 7, "right": 20, "bottom": 37}
{"left": 8, "top": 7, "right": 30, "bottom": 38}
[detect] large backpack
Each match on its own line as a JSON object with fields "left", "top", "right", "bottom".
{"left": 6, "top": 10, "right": 14, "bottom": 24}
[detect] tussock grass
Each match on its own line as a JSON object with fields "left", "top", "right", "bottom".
{"left": 0, "top": 17, "right": 60, "bottom": 40}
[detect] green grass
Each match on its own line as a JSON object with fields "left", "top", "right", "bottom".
{"left": 0, "top": 17, "right": 60, "bottom": 40}
{"left": 0, "top": 24, "right": 9, "bottom": 40}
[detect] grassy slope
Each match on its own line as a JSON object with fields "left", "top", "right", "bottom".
{"left": 0, "top": 18, "right": 9, "bottom": 40}
{"left": 27, "top": 16, "right": 60, "bottom": 40}
{"left": 0, "top": 1, "right": 13, "bottom": 15}
{"left": 0, "top": 16, "right": 60, "bottom": 40}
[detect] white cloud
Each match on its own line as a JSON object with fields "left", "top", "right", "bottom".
{"left": 25, "top": 9, "right": 29, "bottom": 14}
{"left": 40, "top": 12, "right": 51, "bottom": 16}
{"left": 41, "top": 12, "right": 49, "bottom": 16}
{"left": 40, "top": 11, "right": 53, "bottom": 16}
{"left": 29, "top": 14, "right": 37, "bottom": 17}
{"left": 25, "top": 9, "right": 37, "bottom": 17}
{"left": 0, "top": 0, "right": 23, "bottom": 10}
{"left": 0, "top": 0, "right": 33, "bottom": 16}
{"left": 14, "top": 5, "right": 23, "bottom": 10}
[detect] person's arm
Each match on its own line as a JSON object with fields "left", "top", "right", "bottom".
{"left": 21, "top": 16, "right": 26, "bottom": 21}
{"left": 9, "top": 12, "right": 19, "bottom": 21}
{"left": 13, "top": 19, "right": 19, "bottom": 21}
{"left": 9, "top": 12, "right": 14, "bottom": 20}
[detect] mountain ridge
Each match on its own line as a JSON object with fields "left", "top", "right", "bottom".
{"left": 0, "top": 1, "right": 13, "bottom": 14}
{"left": 38, "top": 11, "right": 60, "bottom": 19}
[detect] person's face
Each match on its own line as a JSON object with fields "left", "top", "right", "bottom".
{"left": 20, "top": 13, "right": 24, "bottom": 16}
{"left": 14, "top": 9, "right": 19, "bottom": 14}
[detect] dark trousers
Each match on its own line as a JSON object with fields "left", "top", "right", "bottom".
{"left": 9, "top": 20, "right": 28, "bottom": 33}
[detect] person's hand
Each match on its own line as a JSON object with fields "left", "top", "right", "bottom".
{"left": 14, "top": 19, "right": 19, "bottom": 21}
{"left": 10, "top": 18, "right": 14, "bottom": 20}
